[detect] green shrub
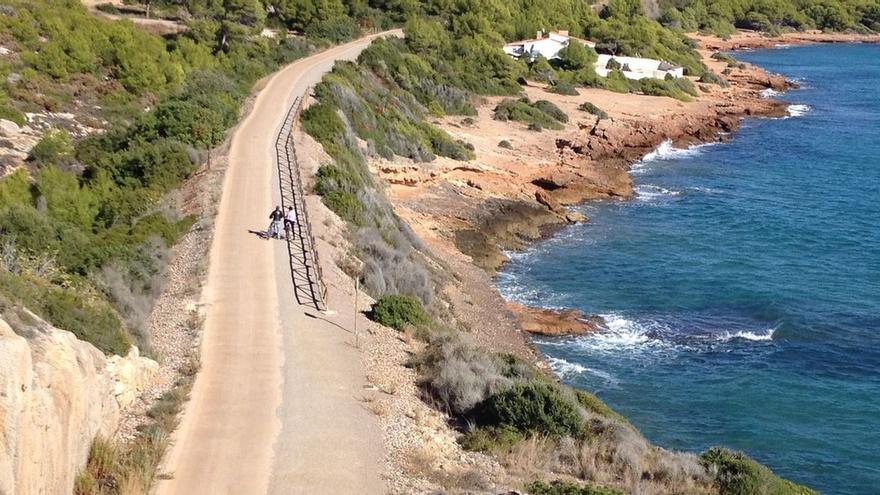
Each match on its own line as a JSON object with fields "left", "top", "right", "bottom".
{"left": 711, "top": 52, "right": 737, "bottom": 65}
{"left": 533, "top": 100, "right": 568, "bottom": 123}
{"left": 0, "top": 104, "right": 26, "bottom": 127}
{"left": 577, "top": 102, "right": 609, "bottom": 119}
{"left": 0, "top": 169, "right": 33, "bottom": 208}
{"left": 473, "top": 381, "right": 584, "bottom": 437}
{"left": 0, "top": 271, "right": 131, "bottom": 356}
{"left": 30, "top": 129, "right": 72, "bottom": 164}
{"left": 548, "top": 81, "right": 579, "bottom": 96}
{"left": 459, "top": 425, "right": 523, "bottom": 453}
{"left": 493, "top": 98, "right": 566, "bottom": 130}
{"left": 498, "top": 140, "right": 513, "bottom": 149}
{"left": 555, "top": 41, "right": 598, "bottom": 71}
{"left": 527, "top": 480, "right": 625, "bottom": 495}
{"left": 701, "top": 448, "right": 819, "bottom": 495}
{"left": 638, "top": 77, "right": 698, "bottom": 101}
{"left": 699, "top": 71, "right": 729, "bottom": 87}
{"left": 369, "top": 294, "right": 430, "bottom": 330}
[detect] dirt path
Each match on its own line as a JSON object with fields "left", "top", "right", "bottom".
{"left": 154, "top": 32, "right": 400, "bottom": 495}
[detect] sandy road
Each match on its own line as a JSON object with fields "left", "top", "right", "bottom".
{"left": 154, "top": 32, "right": 399, "bottom": 495}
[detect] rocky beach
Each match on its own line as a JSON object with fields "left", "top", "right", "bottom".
{"left": 365, "top": 35, "right": 806, "bottom": 355}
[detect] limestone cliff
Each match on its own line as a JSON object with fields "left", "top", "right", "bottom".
{"left": 0, "top": 308, "right": 156, "bottom": 495}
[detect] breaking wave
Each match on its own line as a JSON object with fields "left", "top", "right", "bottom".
{"left": 787, "top": 104, "right": 811, "bottom": 117}
{"left": 761, "top": 88, "right": 781, "bottom": 98}
{"left": 547, "top": 357, "right": 587, "bottom": 377}
{"left": 631, "top": 140, "right": 719, "bottom": 175}
{"left": 635, "top": 184, "right": 681, "bottom": 201}
{"left": 716, "top": 328, "right": 777, "bottom": 342}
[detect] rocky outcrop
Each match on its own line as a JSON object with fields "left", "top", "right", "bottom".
{"left": 0, "top": 308, "right": 157, "bottom": 495}
{"left": 507, "top": 303, "right": 607, "bottom": 336}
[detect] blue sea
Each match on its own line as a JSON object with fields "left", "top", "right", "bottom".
{"left": 497, "top": 44, "right": 880, "bottom": 494}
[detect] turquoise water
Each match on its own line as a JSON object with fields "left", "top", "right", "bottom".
{"left": 497, "top": 44, "right": 880, "bottom": 494}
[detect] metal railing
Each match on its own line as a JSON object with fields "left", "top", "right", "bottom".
{"left": 274, "top": 95, "right": 328, "bottom": 310}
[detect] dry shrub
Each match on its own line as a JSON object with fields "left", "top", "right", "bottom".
{"left": 549, "top": 414, "right": 713, "bottom": 494}
{"left": 418, "top": 334, "right": 511, "bottom": 415}
{"left": 356, "top": 227, "right": 432, "bottom": 305}
{"left": 94, "top": 236, "right": 171, "bottom": 351}
{"left": 499, "top": 435, "right": 557, "bottom": 477}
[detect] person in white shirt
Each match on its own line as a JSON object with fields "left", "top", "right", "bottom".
{"left": 284, "top": 206, "right": 297, "bottom": 237}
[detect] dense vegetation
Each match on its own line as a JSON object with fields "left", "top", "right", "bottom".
{"left": 659, "top": 0, "right": 880, "bottom": 35}
{"left": 0, "top": 0, "right": 857, "bottom": 492}
{"left": 0, "top": 0, "right": 324, "bottom": 355}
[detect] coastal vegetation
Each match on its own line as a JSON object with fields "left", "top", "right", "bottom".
{"left": 658, "top": 0, "right": 880, "bottom": 35}
{"left": 493, "top": 98, "right": 569, "bottom": 131}
{"left": 0, "top": 0, "right": 862, "bottom": 492}
{"left": 298, "top": 1, "right": 837, "bottom": 494}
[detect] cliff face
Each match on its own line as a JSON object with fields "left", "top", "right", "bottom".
{"left": 0, "top": 308, "right": 156, "bottom": 495}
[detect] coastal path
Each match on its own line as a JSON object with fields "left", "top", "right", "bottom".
{"left": 154, "top": 31, "right": 400, "bottom": 495}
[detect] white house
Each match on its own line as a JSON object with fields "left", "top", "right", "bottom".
{"left": 503, "top": 31, "right": 684, "bottom": 81}
{"left": 503, "top": 31, "right": 596, "bottom": 61}
{"left": 595, "top": 54, "right": 684, "bottom": 80}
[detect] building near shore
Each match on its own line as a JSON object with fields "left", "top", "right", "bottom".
{"left": 502, "top": 30, "right": 596, "bottom": 60}
{"left": 595, "top": 54, "right": 684, "bottom": 80}
{"left": 503, "top": 31, "right": 683, "bottom": 81}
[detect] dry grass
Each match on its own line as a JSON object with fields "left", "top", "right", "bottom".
{"left": 74, "top": 355, "right": 199, "bottom": 495}
{"left": 402, "top": 446, "right": 493, "bottom": 494}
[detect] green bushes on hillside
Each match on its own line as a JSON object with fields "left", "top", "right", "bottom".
{"left": 578, "top": 101, "right": 609, "bottom": 119}
{"left": 493, "top": 98, "right": 568, "bottom": 131}
{"left": 527, "top": 480, "right": 625, "bottom": 495}
{"left": 369, "top": 295, "right": 429, "bottom": 330}
{"left": 701, "top": 448, "right": 819, "bottom": 495}
{"left": 0, "top": 271, "right": 131, "bottom": 356}
{"left": 473, "top": 381, "right": 584, "bottom": 437}
{"left": 659, "top": 0, "right": 880, "bottom": 35}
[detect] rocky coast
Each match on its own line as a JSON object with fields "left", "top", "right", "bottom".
{"left": 371, "top": 37, "right": 797, "bottom": 351}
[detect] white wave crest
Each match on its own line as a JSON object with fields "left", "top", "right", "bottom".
{"left": 717, "top": 328, "right": 777, "bottom": 342}
{"left": 633, "top": 140, "right": 718, "bottom": 174}
{"left": 787, "top": 104, "right": 811, "bottom": 117}
{"left": 547, "top": 357, "right": 587, "bottom": 378}
{"left": 760, "top": 88, "right": 781, "bottom": 98}
{"left": 636, "top": 184, "right": 681, "bottom": 201}
{"left": 577, "top": 314, "right": 658, "bottom": 351}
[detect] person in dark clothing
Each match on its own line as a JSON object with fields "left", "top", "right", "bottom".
{"left": 268, "top": 206, "right": 284, "bottom": 239}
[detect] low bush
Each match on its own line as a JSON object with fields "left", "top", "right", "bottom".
{"left": 0, "top": 270, "right": 131, "bottom": 356}
{"left": 0, "top": 104, "right": 26, "bottom": 127}
{"left": 527, "top": 480, "right": 625, "bottom": 495}
{"left": 699, "top": 71, "right": 730, "bottom": 87}
{"left": 417, "top": 335, "right": 512, "bottom": 414}
{"left": 369, "top": 294, "right": 429, "bottom": 331}
{"left": 711, "top": 52, "right": 737, "bottom": 65}
{"left": 473, "top": 381, "right": 584, "bottom": 438}
{"left": 701, "top": 448, "right": 818, "bottom": 495}
{"left": 30, "top": 129, "right": 72, "bottom": 164}
{"left": 459, "top": 425, "right": 523, "bottom": 453}
{"left": 574, "top": 390, "right": 630, "bottom": 424}
{"left": 493, "top": 98, "right": 566, "bottom": 131}
{"left": 638, "top": 77, "right": 698, "bottom": 101}
{"left": 577, "top": 102, "right": 609, "bottom": 119}
{"left": 533, "top": 100, "right": 568, "bottom": 123}
{"left": 498, "top": 140, "right": 513, "bottom": 149}
{"left": 548, "top": 81, "right": 579, "bottom": 96}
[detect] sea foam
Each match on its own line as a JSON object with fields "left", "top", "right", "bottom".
{"left": 717, "top": 328, "right": 777, "bottom": 342}
{"left": 787, "top": 104, "right": 811, "bottom": 117}
{"left": 636, "top": 184, "right": 682, "bottom": 201}
{"left": 547, "top": 357, "right": 587, "bottom": 377}
{"left": 761, "top": 88, "right": 781, "bottom": 98}
{"left": 632, "top": 140, "right": 718, "bottom": 175}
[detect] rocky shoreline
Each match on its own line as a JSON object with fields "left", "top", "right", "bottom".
{"left": 373, "top": 35, "right": 806, "bottom": 352}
